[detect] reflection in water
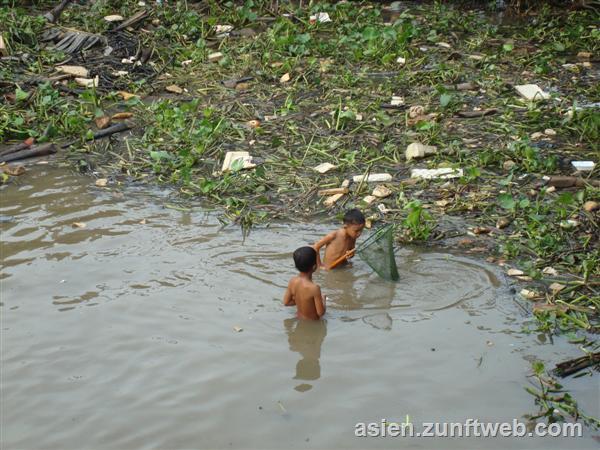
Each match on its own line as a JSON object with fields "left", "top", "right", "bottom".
{"left": 284, "top": 318, "right": 327, "bottom": 392}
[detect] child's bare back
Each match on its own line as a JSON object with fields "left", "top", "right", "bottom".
{"left": 284, "top": 275, "right": 324, "bottom": 320}
{"left": 284, "top": 246, "right": 326, "bottom": 320}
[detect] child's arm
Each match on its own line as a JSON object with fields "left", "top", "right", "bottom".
{"left": 313, "top": 231, "right": 337, "bottom": 268}
{"left": 283, "top": 281, "right": 295, "bottom": 306}
{"left": 314, "top": 286, "right": 326, "bottom": 318}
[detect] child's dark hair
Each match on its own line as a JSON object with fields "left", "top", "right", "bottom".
{"left": 293, "top": 246, "right": 317, "bottom": 273}
{"left": 343, "top": 208, "right": 366, "bottom": 225}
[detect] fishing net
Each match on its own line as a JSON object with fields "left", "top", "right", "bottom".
{"left": 357, "top": 224, "right": 399, "bottom": 281}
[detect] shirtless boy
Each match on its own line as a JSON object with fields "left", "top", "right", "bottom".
{"left": 283, "top": 246, "right": 326, "bottom": 320}
{"left": 313, "top": 208, "right": 366, "bottom": 269}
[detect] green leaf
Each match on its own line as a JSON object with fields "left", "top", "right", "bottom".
{"left": 440, "top": 93, "right": 452, "bottom": 108}
{"left": 15, "top": 87, "right": 29, "bottom": 101}
{"left": 498, "top": 193, "right": 516, "bottom": 210}
{"left": 150, "top": 150, "right": 173, "bottom": 161}
{"left": 502, "top": 43, "right": 514, "bottom": 52}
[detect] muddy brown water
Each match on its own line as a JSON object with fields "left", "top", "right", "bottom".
{"left": 1, "top": 166, "right": 598, "bottom": 449}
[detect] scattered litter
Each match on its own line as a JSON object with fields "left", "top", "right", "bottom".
{"left": 112, "top": 70, "right": 129, "bottom": 77}
{"left": 560, "top": 219, "right": 579, "bottom": 229}
{"left": 503, "top": 160, "right": 516, "bottom": 171}
{"left": 111, "top": 112, "right": 133, "bottom": 120}
{"left": 246, "top": 119, "right": 260, "bottom": 128}
{"left": 352, "top": 173, "right": 392, "bottom": 183}
{"left": 72, "top": 222, "right": 86, "bottom": 228}
{"left": 0, "top": 165, "right": 25, "bottom": 176}
{"left": 216, "top": 25, "right": 234, "bottom": 33}
{"left": 310, "top": 12, "right": 332, "bottom": 24}
{"left": 208, "top": 52, "right": 224, "bottom": 62}
{"left": 74, "top": 76, "right": 99, "bottom": 88}
{"left": 405, "top": 142, "right": 437, "bottom": 161}
{"left": 324, "top": 193, "right": 345, "bottom": 207}
{"left": 571, "top": 161, "right": 595, "bottom": 171}
{"left": 362, "top": 195, "right": 377, "bottom": 205}
{"left": 544, "top": 128, "right": 556, "bottom": 136}
{"left": 95, "top": 116, "right": 111, "bottom": 129}
{"left": 233, "top": 326, "right": 243, "bottom": 332}
{"left": 437, "top": 42, "right": 452, "bottom": 49}
{"left": 95, "top": 178, "right": 108, "bottom": 187}
{"left": 390, "top": 96, "right": 404, "bottom": 106}
{"left": 496, "top": 217, "right": 511, "bottom": 229}
{"left": 165, "top": 84, "right": 184, "bottom": 94}
{"left": 514, "top": 84, "right": 550, "bottom": 101}
{"left": 104, "top": 14, "right": 124, "bottom": 22}
{"left": 583, "top": 201, "right": 599, "bottom": 212}
{"left": 56, "top": 65, "right": 89, "bottom": 77}
{"left": 408, "top": 105, "right": 425, "bottom": 118}
{"left": 280, "top": 72, "right": 291, "bottom": 83}
{"left": 549, "top": 283, "right": 566, "bottom": 293}
{"left": 410, "top": 168, "right": 463, "bottom": 180}
{"left": 530, "top": 131, "right": 544, "bottom": 140}
{"left": 396, "top": 56, "right": 406, "bottom": 65}
{"left": 118, "top": 91, "right": 137, "bottom": 101}
{"left": 372, "top": 185, "right": 392, "bottom": 198}
{"left": 318, "top": 188, "right": 348, "bottom": 196}
{"left": 181, "top": 60, "right": 192, "bottom": 67}
{"left": 313, "top": 162, "right": 337, "bottom": 174}
{"left": 377, "top": 204, "right": 390, "bottom": 214}
{"left": 520, "top": 289, "right": 539, "bottom": 300}
{"left": 221, "top": 151, "right": 256, "bottom": 172}
{"left": 0, "top": 35, "right": 7, "bottom": 56}
{"left": 542, "top": 266, "right": 558, "bottom": 276}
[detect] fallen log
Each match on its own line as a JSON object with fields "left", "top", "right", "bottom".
{"left": 0, "top": 144, "right": 57, "bottom": 163}
{"left": 554, "top": 352, "right": 600, "bottom": 378}
{"left": 44, "top": 0, "right": 73, "bottom": 23}
{"left": 545, "top": 175, "right": 600, "bottom": 188}
{"left": 0, "top": 141, "right": 32, "bottom": 157}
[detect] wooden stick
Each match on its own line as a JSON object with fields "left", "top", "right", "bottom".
{"left": 44, "top": 0, "right": 73, "bottom": 23}
{"left": 0, "top": 141, "right": 32, "bottom": 157}
{"left": 0, "top": 143, "right": 57, "bottom": 163}
{"left": 327, "top": 248, "right": 355, "bottom": 270}
{"left": 554, "top": 352, "right": 600, "bottom": 378}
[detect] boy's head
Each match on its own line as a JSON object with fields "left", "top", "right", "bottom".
{"left": 294, "top": 246, "right": 317, "bottom": 273}
{"left": 343, "top": 208, "right": 366, "bottom": 239}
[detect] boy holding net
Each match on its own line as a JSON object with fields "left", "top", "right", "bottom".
{"left": 313, "top": 209, "right": 366, "bottom": 270}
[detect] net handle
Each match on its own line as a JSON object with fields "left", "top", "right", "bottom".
{"left": 327, "top": 248, "right": 355, "bottom": 270}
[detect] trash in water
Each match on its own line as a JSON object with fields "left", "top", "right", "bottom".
{"left": 165, "top": 84, "right": 184, "bottom": 94}
{"left": 352, "top": 173, "right": 392, "bottom": 183}
{"left": 310, "top": 12, "right": 332, "bottom": 24}
{"left": 405, "top": 142, "right": 437, "bottom": 161}
{"left": 514, "top": 84, "right": 550, "bottom": 101}
{"left": 208, "top": 52, "right": 224, "bottom": 62}
{"left": 410, "top": 168, "right": 463, "bottom": 180}
{"left": 313, "top": 162, "right": 337, "bottom": 174}
{"left": 372, "top": 185, "right": 392, "bottom": 198}
{"left": 104, "top": 15, "right": 124, "bottom": 22}
{"left": 571, "top": 161, "right": 595, "bottom": 171}
{"left": 221, "top": 151, "right": 256, "bottom": 172}
{"left": 56, "top": 65, "right": 89, "bottom": 77}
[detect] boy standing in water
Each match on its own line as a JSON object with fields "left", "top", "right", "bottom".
{"left": 313, "top": 208, "right": 366, "bottom": 270}
{"left": 284, "top": 246, "right": 326, "bottom": 320}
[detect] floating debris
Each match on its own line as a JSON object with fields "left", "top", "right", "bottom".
{"left": 514, "top": 84, "right": 550, "bottom": 101}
